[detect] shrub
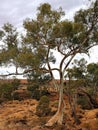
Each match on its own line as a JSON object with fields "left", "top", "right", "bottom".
{"left": 11, "top": 78, "right": 20, "bottom": 90}
{"left": 77, "top": 96, "right": 91, "bottom": 109}
{"left": 27, "top": 84, "right": 40, "bottom": 100}
{"left": 36, "top": 95, "right": 51, "bottom": 116}
{"left": 27, "top": 84, "right": 39, "bottom": 92}
{"left": 12, "top": 90, "right": 32, "bottom": 100}
{"left": 0, "top": 82, "right": 14, "bottom": 100}
{"left": 31, "top": 90, "right": 41, "bottom": 100}
{"left": 12, "top": 91, "right": 23, "bottom": 100}
{"left": 27, "top": 85, "right": 50, "bottom": 100}
{"left": 40, "top": 89, "right": 50, "bottom": 96}
{"left": 52, "top": 100, "right": 58, "bottom": 108}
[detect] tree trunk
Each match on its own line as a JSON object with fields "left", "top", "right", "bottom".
{"left": 71, "top": 94, "right": 80, "bottom": 125}
{"left": 66, "top": 91, "right": 80, "bottom": 125}
{"left": 45, "top": 82, "right": 65, "bottom": 127}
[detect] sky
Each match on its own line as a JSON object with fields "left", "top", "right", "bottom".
{"left": 0, "top": 0, "right": 90, "bottom": 28}
{"left": 0, "top": 0, "right": 98, "bottom": 78}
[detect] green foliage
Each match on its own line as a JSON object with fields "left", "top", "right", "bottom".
{"left": 27, "top": 84, "right": 39, "bottom": 92}
{"left": 27, "top": 84, "right": 49, "bottom": 100}
{"left": 77, "top": 95, "right": 91, "bottom": 109}
{"left": 37, "top": 3, "right": 64, "bottom": 23}
{"left": 12, "top": 91, "right": 20, "bottom": 100}
{"left": 52, "top": 100, "right": 58, "bottom": 108}
{"left": 87, "top": 63, "right": 98, "bottom": 82}
{"left": 66, "top": 59, "right": 98, "bottom": 93}
{"left": 66, "top": 58, "right": 87, "bottom": 81}
{"left": 12, "top": 90, "right": 31, "bottom": 101}
{"left": 0, "top": 23, "right": 19, "bottom": 67}
{"left": 38, "top": 95, "right": 50, "bottom": 105}
{"left": 37, "top": 3, "right": 51, "bottom": 16}
{"left": 36, "top": 95, "right": 51, "bottom": 116}
{"left": 86, "top": 63, "right": 98, "bottom": 93}
{"left": 61, "top": 21, "right": 73, "bottom": 37}
{"left": 0, "top": 79, "right": 20, "bottom": 101}
{"left": 74, "top": 1, "right": 98, "bottom": 48}
{"left": 0, "top": 82, "right": 14, "bottom": 100}
{"left": 11, "top": 78, "right": 20, "bottom": 90}
{"left": 27, "top": 71, "right": 50, "bottom": 100}
{"left": 87, "top": 63, "right": 98, "bottom": 74}
{"left": 27, "top": 84, "right": 40, "bottom": 100}
{"left": 0, "top": 2, "right": 98, "bottom": 81}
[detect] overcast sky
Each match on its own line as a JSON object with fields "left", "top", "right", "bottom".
{"left": 0, "top": 0, "right": 90, "bottom": 28}
{"left": 0, "top": 0, "right": 98, "bottom": 78}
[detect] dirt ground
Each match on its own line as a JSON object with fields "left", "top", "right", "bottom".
{"left": 0, "top": 97, "right": 98, "bottom": 130}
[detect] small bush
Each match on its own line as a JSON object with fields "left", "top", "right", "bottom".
{"left": 27, "top": 84, "right": 39, "bottom": 92}
{"left": 28, "top": 85, "right": 50, "bottom": 100}
{"left": 12, "top": 91, "right": 21, "bottom": 100}
{"left": 52, "top": 100, "right": 58, "bottom": 108}
{"left": 0, "top": 82, "right": 14, "bottom": 100}
{"left": 11, "top": 78, "right": 20, "bottom": 90}
{"left": 77, "top": 96, "right": 91, "bottom": 109}
{"left": 36, "top": 95, "right": 51, "bottom": 116}
{"left": 12, "top": 90, "right": 31, "bottom": 101}
{"left": 40, "top": 89, "right": 50, "bottom": 96}
{"left": 31, "top": 90, "right": 41, "bottom": 100}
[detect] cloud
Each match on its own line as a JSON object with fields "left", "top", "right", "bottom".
{"left": 0, "top": 0, "right": 90, "bottom": 28}
{"left": 88, "top": 46, "right": 98, "bottom": 63}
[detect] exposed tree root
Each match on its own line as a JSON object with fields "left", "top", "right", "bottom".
{"left": 45, "top": 100, "right": 65, "bottom": 127}
{"left": 45, "top": 80, "right": 66, "bottom": 127}
{"left": 45, "top": 111, "right": 63, "bottom": 127}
